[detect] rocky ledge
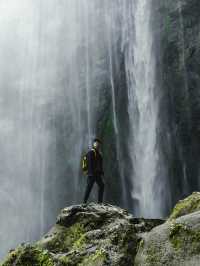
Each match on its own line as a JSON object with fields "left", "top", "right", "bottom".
{"left": 1, "top": 203, "right": 163, "bottom": 266}
{"left": 2, "top": 192, "right": 200, "bottom": 266}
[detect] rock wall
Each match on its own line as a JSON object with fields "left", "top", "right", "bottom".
{"left": 153, "top": 0, "right": 200, "bottom": 207}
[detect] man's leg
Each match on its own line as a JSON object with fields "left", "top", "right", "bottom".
{"left": 83, "top": 176, "right": 95, "bottom": 204}
{"left": 95, "top": 175, "right": 105, "bottom": 203}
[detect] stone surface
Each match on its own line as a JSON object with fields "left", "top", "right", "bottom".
{"left": 1, "top": 202, "right": 164, "bottom": 266}
{"left": 153, "top": 0, "right": 200, "bottom": 208}
{"left": 3, "top": 193, "right": 200, "bottom": 266}
{"left": 135, "top": 192, "right": 200, "bottom": 266}
{"left": 135, "top": 211, "right": 200, "bottom": 266}
{"left": 169, "top": 192, "right": 200, "bottom": 219}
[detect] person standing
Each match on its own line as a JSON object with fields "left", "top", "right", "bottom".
{"left": 83, "top": 138, "right": 105, "bottom": 204}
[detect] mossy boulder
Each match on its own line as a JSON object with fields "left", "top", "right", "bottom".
{"left": 135, "top": 210, "right": 200, "bottom": 265}
{"left": 2, "top": 203, "right": 164, "bottom": 266}
{"left": 3, "top": 194, "right": 200, "bottom": 266}
{"left": 169, "top": 192, "right": 200, "bottom": 219}
{"left": 1, "top": 244, "right": 54, "bottom": 266}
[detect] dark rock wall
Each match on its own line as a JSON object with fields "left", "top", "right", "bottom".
{"left": 153, "top": 0, "right": 200, "bottom": 208}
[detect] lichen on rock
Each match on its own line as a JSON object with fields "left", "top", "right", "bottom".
{"left": 169, "top": 192, "right": 200, "bottom": 219}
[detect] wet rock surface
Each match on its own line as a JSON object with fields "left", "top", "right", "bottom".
{"left": 169, "top": 192, "right": 200, "bottom": 219}
{"left": 1, "top": 203, "right": 164, "bottom": 266}
{"left": 135, "top": 192, "right": 200, "bottom": 266}
{"left": 3, "top": 193, "right": 200, "bottom": 265}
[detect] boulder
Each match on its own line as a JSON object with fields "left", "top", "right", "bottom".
{"left": 135, "top": 210, "right": 200, "bottom": 266}
{"left": 135, "top": 192, "right": 200, "bottom": 265}
{"left": 1, "top": 202, "right": 164, "bottom": 266}
{"left": 169, "top": 192, "right": 200, "bottom": 219}
{"left": 3, "top": 193, "right": 200, "bottom": 266}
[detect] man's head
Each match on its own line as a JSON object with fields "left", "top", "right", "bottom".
{"left": 93, "top": 138, "right": 102, "bottom": 150}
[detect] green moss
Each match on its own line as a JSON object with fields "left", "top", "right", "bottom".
{"left": 77, "top": 248, "right": 107, "bottom": 266}
{"left": 56, "top": 249, "right": 107, "bottom": 266}
{"left": 2, "top": 245, "right": 54, "bottom": 266}
{"left": 169, "top": 221, "right": 200, "bottom": 254}
{"left": 165, "top": 15, "right": 171, "bottom": 35}
{"left": 38, "top": 223, "right": 86, "bottom": 253}
{"left": 169, "top": 222, "right": 187, "bottom": 249}
{"left": 103, "top": 114, "right": 114, "bottom": 138}
{"left": 72, "top": 233, "right": 87, "bottom": 249}
{"left": 57, "top": 255, "right": 73, "bottom": 265}
{"left": 169, "top": 192, "right": 200, "bottom": 219}
{"left": 145, "top": 243, "right": 162, "bottom": 265}
{"left": 138, "top": 239, "right": 144, "bottom": 249}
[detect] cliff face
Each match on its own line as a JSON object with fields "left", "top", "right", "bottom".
{"left": 3, "top": 193, "right": 200, "bottom": 266}
{"left": 153, "top": 0, "right": 200, "bottom": 206}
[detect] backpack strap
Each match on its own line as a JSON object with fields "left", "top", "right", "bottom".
{"left": 91, "top": 148, "right": 97, "bottom": 158}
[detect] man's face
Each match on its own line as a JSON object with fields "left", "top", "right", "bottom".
{"left": 93, "top": 141, "right": 100, "bottom": 149}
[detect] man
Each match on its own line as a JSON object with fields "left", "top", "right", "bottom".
{"left": 83, "top": 138, "right": 105, "bottom": 204}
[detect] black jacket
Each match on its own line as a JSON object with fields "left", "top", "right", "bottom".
{"left": 87, "top": 148, "right": 104, "bottom": 176}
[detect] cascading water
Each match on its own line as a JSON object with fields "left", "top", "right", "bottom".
{"left": 0, "top": 0, "right": 92, "bottom": 258}
{"left": 0, "top": 0, "right": 171, "bottom": 259}
{"left": 0, "top": 0, "right": 120, "bottom": 258}
{"left": 123, "top": 0, "right": 168, "bottom": 218}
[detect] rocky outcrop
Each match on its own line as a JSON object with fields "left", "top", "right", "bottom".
{"left": 135, "top": 211, "right": 200, "bottom": 266}
{"left": 3, "top": 193, "right": 200, "bottom": 265}
{"left": 169, "top": 192, "right": 200, "bottom": 219}
{"left": 1, "top": 203, "right": 164, "bottom": 266}
{"left": 135, "top": 192, "right": 200, "bottom": 266}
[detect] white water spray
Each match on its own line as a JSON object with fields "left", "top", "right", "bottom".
{"left": 123, "top": 0, "right": 164, "bottom": 217}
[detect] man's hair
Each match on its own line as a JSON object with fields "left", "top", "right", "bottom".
{"left": 93, "top": 138, "right": 102, "bottom": 144}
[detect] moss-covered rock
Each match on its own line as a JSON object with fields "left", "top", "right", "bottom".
{"left": 169, "top": 192, "right": 200, "bottom": 219}
{"left": 1, "top": 244, "right": 54, "bottom": 266}
{"left": 36, "top": 223, "right": 86, "bottom": 253}
{"left": 6, "top": 193, "right": 200, "bottom": 266}
{"left": 135, "top": 205, "right": 200, "bottom": 265}
{"left": 169, "top": 220, "right": 200, "bottom": 253}
{"left": 1, "top": 203, "right": 164, "bottom": 266}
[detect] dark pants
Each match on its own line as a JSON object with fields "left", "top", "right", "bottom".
{"left": 83, "top": 175, "right": 105, "bottom": 204}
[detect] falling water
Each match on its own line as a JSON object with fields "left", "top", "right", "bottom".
{"left": 0, "top": 0, "right": 120, "bottom": 258}
{"left": 0, "top": 0, "right": 171, "bottom": 259}
{"left": 83, "top": 0, "right": 92, "bottom": 145}
{"left": 123, "top": 0, "right": 166, "bottom": 218}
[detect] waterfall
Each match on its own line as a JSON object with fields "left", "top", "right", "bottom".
{"left": 123, "top": 0, "right": 167, "bottom": 218}
{"left": 0, "top": 0, "right": 91, "bottom": 258}
{"left": 0, "top": 0, "right": 171, "bottom": 259}
{"left": 83, "top": 0, "right": 92, "bottom": 146}
{"left": 0, "top": 0, "right": 115, "bottom": 258}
